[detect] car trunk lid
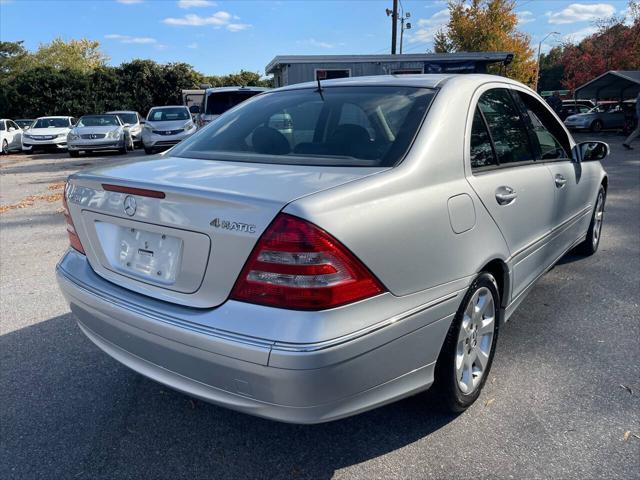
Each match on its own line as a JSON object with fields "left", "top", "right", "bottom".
{"left": 66, "top": 155, "right": 385, "bottom": 308}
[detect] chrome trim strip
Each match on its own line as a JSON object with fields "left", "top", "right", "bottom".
{"left": 508, "top": 205, "right": 592, "bottom": 262}
{"left": 272, "top": 292, "right": 461, "bottom": 353}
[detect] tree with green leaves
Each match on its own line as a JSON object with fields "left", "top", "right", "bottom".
{"left": 30, "top": 38, "right": 109, "bottom": 73}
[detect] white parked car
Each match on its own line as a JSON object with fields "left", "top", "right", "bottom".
{"left": 0, "top": 119, "right": 23, "bottom": 154}
{"left": 142, "top": 106, "right": 197, "bottom": 155}
{"left": 22, "top": 116, "right": 76, "bottom": 152}
{"left": 107, "top": 111, "right": 143, "bottom": 147}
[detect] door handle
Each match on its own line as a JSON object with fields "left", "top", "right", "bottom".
{"left": 555, "top": 174, "right": 567, "bottom": 188}
{"left": 495, "top": 186, "right": 517, "bottom": 205}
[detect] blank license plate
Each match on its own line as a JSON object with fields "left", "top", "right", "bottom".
{"left": 111, "top": 225, "right": 183, "bottom": 284}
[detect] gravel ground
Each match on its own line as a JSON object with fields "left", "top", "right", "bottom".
{"left": 1, "top": 136, "right": 638, "bottom": 480}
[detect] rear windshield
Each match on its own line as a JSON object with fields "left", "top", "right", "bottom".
{"left": 147, "top": 108, "right": 190, "bottom": 122}
{"left": 173, "top": 86, "right": 435, "bottom": 167}
{"left": 33, "top": 118, "right": 70, "bottom": 128}
{"left": 77, "top": 115, "right": 120, "bottom": 127}
{"left": 204, "top": 91, "right": 263, "bottom": 115}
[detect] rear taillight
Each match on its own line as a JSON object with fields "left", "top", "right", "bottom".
{"left": 230, "top": 214, "right": 385, "bottom": 310}
{"left": 62, "top": 184, "right": 85, "bottom": 254}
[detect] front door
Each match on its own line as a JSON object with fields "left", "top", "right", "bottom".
{"left": 512, "top": 88, "right": 600, "bottom": 258}
{"left": 465, "top": 88, "right": 557, "bottom": 300}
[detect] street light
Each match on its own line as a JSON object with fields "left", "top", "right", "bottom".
{"left": 536, "top": 31, "right": 560, "bottom": 92}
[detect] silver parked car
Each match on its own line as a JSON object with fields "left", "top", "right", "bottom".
{"left": 107, "top": 111, "right": 143, "bottom": 147}
{"left": 142, "top": 106, "right": 197, "bottom": 154}
{"left": 68, "top": 114, "right": 134, "bottom": 157}
{"left": 57, "top": 75, "right": 608, "bottom": 424}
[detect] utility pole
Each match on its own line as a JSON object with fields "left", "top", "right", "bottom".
{"left": 387, "top": 0, "right": 398, "bottom": 54}
{"left": 399, "top": 10, "right": 411, "bottom": 54}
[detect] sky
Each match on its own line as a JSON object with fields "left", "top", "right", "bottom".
{"left": 0, "top": 0, "right": 633, "bottom": 76}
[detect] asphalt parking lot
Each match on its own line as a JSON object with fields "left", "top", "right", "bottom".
{"left": 1, "top": 136, "right": 638, "bottom": 480}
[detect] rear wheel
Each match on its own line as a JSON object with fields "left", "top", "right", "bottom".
{"left": 434, "top": 272, "right": 500, "bottom": 412}
{"left": 591, "top": 119, "right": 603, "bottom": 132}
{"left": 576, "top": 185, "right": 605, "bottom": 256}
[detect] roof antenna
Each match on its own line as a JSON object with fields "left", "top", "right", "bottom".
{"left": 315, "top": 73, "right": 325, "bottom": 100}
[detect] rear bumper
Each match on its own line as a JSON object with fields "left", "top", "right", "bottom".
{"left": 56, "top": 250, "right": 455, "bottom": 424}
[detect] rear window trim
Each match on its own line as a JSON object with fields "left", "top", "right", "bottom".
{"left": 173, "top": 85, "right": 439, "bottom": 169}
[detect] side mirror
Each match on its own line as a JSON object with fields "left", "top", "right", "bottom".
{"left": 8, "top": 127, "right": 16, "bottom": 132}
{"left": 576, "top": 141, "right": 609, "bottom": 162}
{"left": 189, "top": 105, "right": 200, "bottom": 114}
{"left": 123, "top": 123, "right": 131, "bottom": 128}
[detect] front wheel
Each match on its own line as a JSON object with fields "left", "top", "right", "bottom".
{"left": 69, "top": 150, "right": 80, "bottom": 158}
{"left": 434, "top": 272, "right": 500, "bottom": 412}
{"left": 2, "top": 139, "right": 8, "bottom": 154}
{"left": 591, "top": 120, "right": 603, "bottom": 132}
{"left": 576, "top": 185, "right": 605, "bottom": 256}
{"left": 144, "top": 146, "right": 154, "bottom": 155}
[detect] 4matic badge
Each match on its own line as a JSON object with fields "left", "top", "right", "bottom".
{"left": 210, "top": 218, "right": 256, "bottom": 234}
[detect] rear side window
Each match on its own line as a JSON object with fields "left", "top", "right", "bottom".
{"left": 172, "top": 86, "right": 435, "bottom": 167}
{"left": 0, "top": 121, "right": 5, "bottom": 131}
{"left": 477, "top": 89, "right": 534, "bottom": 165}
{"left": 470, "top": 108, "right": 497, "bottom": 169}
{"left": 205, "top": 91, "right": 262, "bottom": 115}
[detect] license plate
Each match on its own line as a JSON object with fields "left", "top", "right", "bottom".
{"left": 113, "top": 225, "right": 183, "bottom": 284}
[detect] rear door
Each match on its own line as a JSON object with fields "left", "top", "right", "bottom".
{"left": 465, "top": 87, "right": 556, "bottom": 300}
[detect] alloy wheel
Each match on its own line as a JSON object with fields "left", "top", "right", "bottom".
{"left": 593, "top": 191, "right": 604, "bottom": 249}
{"left": 455, "top": 286, "right": 496, "bottom": 394}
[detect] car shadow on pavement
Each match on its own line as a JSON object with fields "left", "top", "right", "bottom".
{"left": 1, "top": 312, "right": 459, "bottom": 480}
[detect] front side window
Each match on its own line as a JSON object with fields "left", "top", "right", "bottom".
{"left": 77, "top": 115, "right": 121, "bottom": 127}
{"left": 514, "top": 91, "right": 570, "bottom": 160}
{"left": 32, "top": 118, "right": 71, "bottom": 129}
{"left": 477, "top": 89, "right": 534, "bottom": 165}
{"left": 172, "top": 86, "right": 435, "bottom": 167}
{"left": 148, "top": 108, "right": 190, "bottom": 122}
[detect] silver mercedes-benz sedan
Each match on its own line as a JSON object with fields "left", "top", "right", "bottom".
{"left": 68, "top": 114, "right": 134, "bottom": 157}
{"left": 57, "top": 74, "right": 608, "bottom": 424}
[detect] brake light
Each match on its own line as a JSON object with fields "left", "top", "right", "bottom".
{"left": 230, "top": 214, "right": 385, "bottom": 310}
{"left": 62, "top": 184, "right": 85, "bottom": 254}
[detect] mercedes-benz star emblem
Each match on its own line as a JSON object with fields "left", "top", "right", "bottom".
{"left": 123, "top": 195, "right": 137, "bottom": 216}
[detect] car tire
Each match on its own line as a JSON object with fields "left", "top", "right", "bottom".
{"left": 591, "top": 120, "right": 603, "bottom": 132}
{"left": 69, "top": 150, "right": 80, "bottom": 158}
{"left": 576, "top": 185, "right": 606, "bottom": 256}
{"left": 144, "top": 146, "right": 154, "bottom": 155}
{"left": 434, "top": 272, "right": 500, "bottom": 413}
{"left": 2, "top": 140, "right": 8, "bottom": 155}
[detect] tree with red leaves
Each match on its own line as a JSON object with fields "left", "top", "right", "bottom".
{"left": 560, "top": 5, "right": 640, "bottom": 92}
